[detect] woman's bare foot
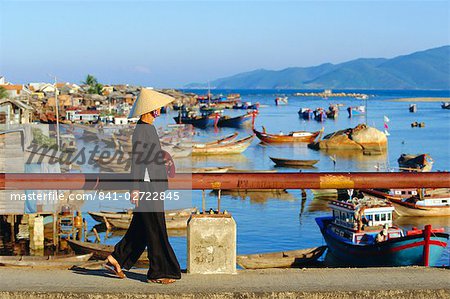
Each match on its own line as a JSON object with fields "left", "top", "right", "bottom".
{"left": 105, "top": 255, "right": 126, "bottom": 279}
{"left": 149, "top": 278, "right": 176, "bottom": 284}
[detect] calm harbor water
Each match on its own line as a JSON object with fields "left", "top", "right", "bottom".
{"left": 81, "top": 89, "right": 450, "bottom": 268}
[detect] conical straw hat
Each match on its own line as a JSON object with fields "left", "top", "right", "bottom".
{"left": 128, "top": 88, "right": 174, "bottom": 118}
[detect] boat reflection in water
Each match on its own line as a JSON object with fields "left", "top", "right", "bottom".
{"left": 210, "top": 190, "right": 297, "bottom": 204}
{"left": 319, "top": 149, "right": 388, "bottom": 172}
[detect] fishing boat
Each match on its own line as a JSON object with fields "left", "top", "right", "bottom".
{"left": 274, "top": 97, "right": 288, "bottom": 106}
{"left": 298, "top": 108, "right": 314, "bottom": 120}
{"left": 347, "top": 106, "right": 366, "bottom": 117}
{"left": 104, "top": 208, "right": 197, "bottom": 230}
{"left": 362, "top": 189, "right": 450, "bottom": 217}
{"left": 441, "top": 102, "right": 450, "bottom": 109}
{"left": 398, "top": 154, "right": 433, "bottom": 172}
{"left": 314, "top": 108, "right": 327, "bottom": 122}
{"left": 88, "top": 210, "right": 132, "bottom": 223}
{"left": 253, "top": 127, "right": 321, "bottom": 144}
{"left": 270, "top": 157, "right": 319, "bottom": 167}
{"left": 217, "top": 112, "right": 257, "bottom": 128}
{"left": 202, "top": 132, "right": 239, "bottom": 146}
{"left": 232, "top": 102, "right": 260, "bottom": 110}
{"left": 0, "top": 253, "right": 93, "bottom": 269}
{"left": 173, "top": 110, "right": 217, "bottom": 128}
{"left": 316, "top": 199, "right": 449, "bottom": 266}
{"left": 191, "top": 135, "right": 254, "bottom": 155}
{"left": 236, "top": 246, "right": 326, "bottom": 269}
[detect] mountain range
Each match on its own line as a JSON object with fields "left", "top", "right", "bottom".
{"left": 185, "top": 46, "right": 450, "bottom": 90}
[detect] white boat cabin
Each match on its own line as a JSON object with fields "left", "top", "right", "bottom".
{"left": 328, "top": 200, "right": 403, "bottom": 244}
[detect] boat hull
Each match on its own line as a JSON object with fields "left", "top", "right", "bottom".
{"left": 391, "top": 201, "right": 450, "bottom": 217}
{"left": 218, "top": 114, "right": 253, "bottom": 128}
{"left": 173, "top": 116, "right": 215, "bottom": 129}
{"left": 253, "top": 129, "right": 320, "bottom": 144}
{"left": 192, "top": 136, "right": 254, "bottom": 155}
{"left": 316, "top": 217, "right": 448, "bottom": 267}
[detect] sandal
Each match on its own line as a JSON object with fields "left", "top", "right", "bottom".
{"left": 148, "top": 278, "right": 176, "bottom": 284}
{"left": 104, "top": 262, "right": 126, "bottom": 279}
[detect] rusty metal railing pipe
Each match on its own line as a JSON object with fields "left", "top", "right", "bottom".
{"left": 0, "top": 172, "right": 449, "bottom": 190}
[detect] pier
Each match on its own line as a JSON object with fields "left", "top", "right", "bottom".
{"left": 0, "top": 267, "right": 449, "bottom": 298}
{"left": 1, "top": 172, "right": 449, "bottom": 190}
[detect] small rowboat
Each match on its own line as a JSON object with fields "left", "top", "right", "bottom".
{"left": 270, "top": 157, "right": 319, "bottom": 167}
{"left": 236, "top": 246, "right": 326, "bottom": 269}
{"left": 253, "top": 127, "right": 321, "bottom": 144}
{"left": 0, "top": 253, "right": 93, "bottom": 269}
{"left": 106, "top": 208, "right": 197, "bottom": 230}
{"left": 192, "top": 135, "right": 254, "bottom": 156}
{"left": 203, "top": 132, "right": 238, "bottom": 146}
{"left": 398, "top": 154, "right": 433, "bottom": 172}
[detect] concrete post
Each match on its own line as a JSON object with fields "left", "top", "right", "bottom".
{"left": 29, "top": 214, "right": 44, "bottom": 253}
{"left": 187, "top": 214, "right": 236, "bottom": 274}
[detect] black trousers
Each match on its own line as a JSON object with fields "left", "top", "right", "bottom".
{"left": 111, "top": 211, "right": 181, "bottom": 280}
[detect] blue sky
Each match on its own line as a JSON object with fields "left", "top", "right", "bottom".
{"left": 1, "top": 1, "right": 449, "bottom": 87}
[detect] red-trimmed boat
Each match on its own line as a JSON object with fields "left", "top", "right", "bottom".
{"left": 316, "top": 199, "right": 448, "bottom": 266}
{"left": 253, "top": 126, "right": 322, "bottom": 144}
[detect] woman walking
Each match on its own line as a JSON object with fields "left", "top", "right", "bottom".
{"left": 105, "top": 89, "right": 181, "bottom": 284}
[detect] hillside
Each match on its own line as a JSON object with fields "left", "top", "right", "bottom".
{"left": 185, "top": 46, "right": 450, "bottom": 90}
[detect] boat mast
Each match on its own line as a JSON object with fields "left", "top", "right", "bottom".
{"left": 53, "top": 76, "right": 60, "bottom": 151}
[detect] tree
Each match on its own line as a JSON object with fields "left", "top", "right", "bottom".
{"left": 0, "top": 86, "right": 8, "bottom": 99}
{"left": 83, "top": 74, "right": 98, "bottom": 86}
{"left": 82, "top": 74, "right": 103, "bottom": 95}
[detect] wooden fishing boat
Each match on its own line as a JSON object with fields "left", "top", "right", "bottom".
{"left": 173, "top": 110, "right": 217, "bottom": 128}
{"left": 441, "top": 102, "right": 450, "bottom": 109}
{"left": 316, "top": 199, "right": 449, "bottom": 266}
{"left": 217, "top": 112, "right": 256, "bottom": 128}
{"left": 192, "top": 135, "right": 254, "bottom": 156}
{"left": 253, "top": 127, "right": 321, "bottom": 144}
{"left": 270, "top": 157, "right": 319, "bottom": 167}
{"left": 90, "top": 208, "right": 195, "bottom": 223}
{"left": 105, "top": 208, "right": 196, "bottom": 230}
{"left": 398, "top": 154, "right": 433, "bottom": 172}
{"left": 88, "top": 210, "right": 133, "bottom": 223}
{"left": 182, "top": 166, "right": 232, "bottom": 173}
{"left": 0, "top": 253, "right": 93, "bottom": 269}
{"left": 362, "top": 189, "right": 450, "bottom": 217}
{"left": 203, "top": 132, "right": 238, "bottom": 146}
{"left": 236, "top": 246, "right": 326, "bottom": 269}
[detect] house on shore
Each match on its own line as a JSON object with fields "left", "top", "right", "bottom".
{"left": 0, "top": 99, "right": 33, "bottom": 126}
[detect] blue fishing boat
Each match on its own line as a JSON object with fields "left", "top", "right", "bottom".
{"left": 218, "top": 112, "right": 257, "bottom": 128}
{"left": 316, "top": 199, "right": 448, "bottom": 267}
{"left": 298, "top": 108, "right": 314, "bottom": 120}
{"left": 173, "top": 110, "right": 217, "bottom": 129}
